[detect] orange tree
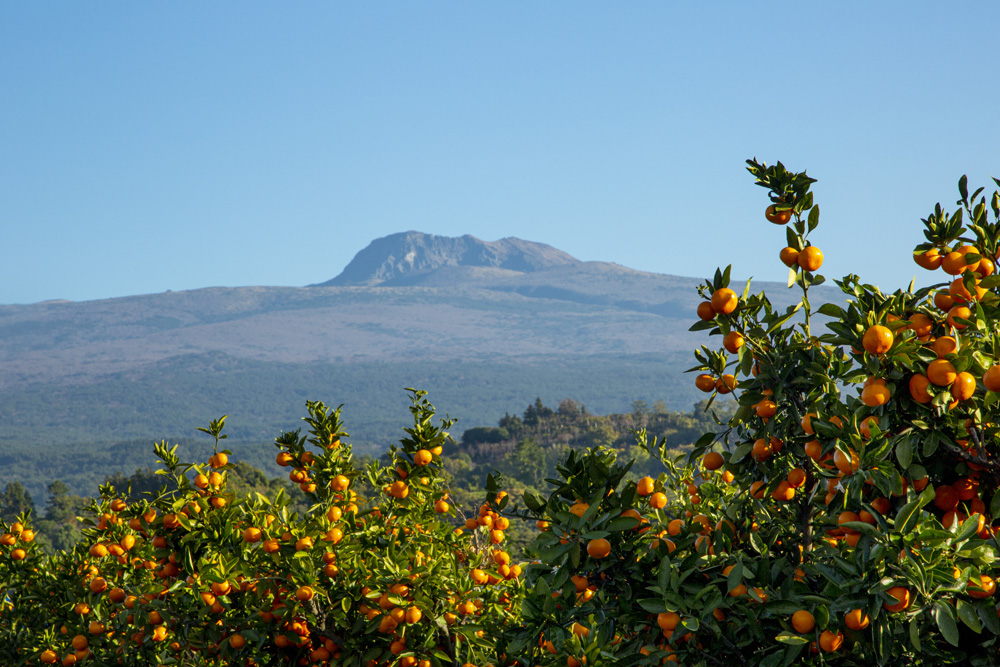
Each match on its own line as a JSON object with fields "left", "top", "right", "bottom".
{"left": 0, "top": 390, "right": 522, "bottom": 667}
{"left": 499, "top": 162, "right": 1000, "bottom": 666}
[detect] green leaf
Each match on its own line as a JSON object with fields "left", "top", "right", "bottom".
{"left": 978, "top": 598, "right": 1000, "bottom": 634}
{"left": 957, "top": 598, "right": 982, "bottom": 633}
{"left": 727, "top": 562, "right": 743, "bottom": 592}
{"left": 817, "top": 303, "right": 844, "bottom": 318}
{"left": 606, "top": 517, "right": 640, "bottom": 532}
{"left": 953, "top": 514, "right": 982, "bottom": 543}
{"left": 895, "top": 438, "right": 913, "bottom": 470}
{"left": 896, "top": 485, "right": 934, "bottom": 533}
{"left": 935, "top": 601, "right": 960, "bottom": 647}
{"left": 774, "top": 633, "right": 809, "bottom": 645}
{"left": 908, "top": 618, "right": 921, "bottom": 651}
{"left": 807, "top": 205, "right": 820, "bottom": 232}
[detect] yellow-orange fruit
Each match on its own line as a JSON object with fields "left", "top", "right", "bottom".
{"left": 883, "top": 586, "right": 911, "bottom": 612}
{"left": 798, "top": 246, "right": 823, "bottom": 272}
{"left": 927, "top": 359, "right": 957, "bottom": 386}
{"left": 791, "top": 610, "right": 815, "bottom": 634}
{"left": 695, "top": 374, "right": 716, "bottom": 392}
{"left": 723, "top": 331, "right": 744, "bottom": 353}
{"left": 711, "top": 288, "right": 738, "bottom": 315}
{"left": 862, "top": 325, "right": 894, "bottom": 355}
{"left": 765, "top": 204, "right": 792, "bottom": 225}
{"left": 779, "top": 247, "right": 799, "bottom": 267}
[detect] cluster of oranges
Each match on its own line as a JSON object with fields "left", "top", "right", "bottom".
{"left": 766, "top": 204, "right": 824, "bottom": 272}
{"left": 0, "top": 521, "right": 33, "bottom": 561}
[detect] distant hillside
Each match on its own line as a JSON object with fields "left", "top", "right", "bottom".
{"left": 0, "top": 231, "right": 842, "bottom": 484}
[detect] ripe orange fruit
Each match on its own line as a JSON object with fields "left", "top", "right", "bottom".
{"left": 636, "top": 477, "right": 655, "bottom": 496}
{"left": 296, "top": 586, "right": 315, "bottom": 602}
{"left": 702, "top": 451, "right": 724, "bottom": 471}
{"left": 934, "top": 291, "right": 955, "bottom": 312}
{"left": 695, "top": 374, "right": 716, "bottom": 392}
{"left": 716, "top": 374, "right": 737, "bottom": 394}
{"left": 749, "top": 481, "right": 766, "bottom": 499}
{"left": 934, "top": 485, "right": 959, "bottom": 511}
{"left": 779, "top": 247, "right": 799, "bottom": 267}
{"left": 859, "top": 416, "right": 879, "bottom": 439}
{"left": 949, "top": 277, "right": 985, "bottom": 303}
{"left": 914, "top": 248, "right": 942, "bottom": 270}
{"left": 862, "top": 325, "right": 894, "bottom": 355}
{"left": 771, "top": 481, "right": 795, "bottom": 501}
{"left": 798, "top": 246, "right": 823, "bottom": 272}
{"left": 657, "top": 611, "right": 681, "bottom": 631}
{"left": 947, "top": 305, "right": 972, "bottom": 329}
{"left": 41, "top": 650, "right": 58, "bottom": 664}
{"left": 787, "top": 468, "right": 806, "bottom": 488}
{"left": 243, "top": 527, "right": 262, "bottom": 543}
{"left": 791, "top": 610, "right": 815, "bottom": 634}
{"left": 331, "top": 474, "right": 350, "bottom": 491}
{"left": 819, "top": 630, "right": 843, "bottom": 652}
{"left": 908, "top": 312, "right": 934, "bottom": 338}
{"left": 752, "top": 438, "right": 772, "bottom": 462}
{"left": 765, "top": 204, "right": 792, "bottom": 224}
{"left": 209, "top": 452, "right": 228, "bottom": 468}
{"left": 951, "top": 372, "right": 976, "bottom": 401}
{"left": 883, "top": 586, "right": 911, "bottom": 612}
{"left": 711, "top": 288, "right": 738, "bottom": 315}
{"left": 844, "top": 608, "right": 870, "bottom": 630}
{"left": 969, "top": 574, "right": 996, "bottom": 599}
{"left": 861, "top": 383, "right": 890, "bottom": 407}
{"left": 413, "top": 449, "right": 433, "bottom": 466}
{"left": 984, "top": 365, "right": 1000, "bottom": 392}
{"left": 649, "top": 492, "right": 668, "bottom": 509}
{"left": 756, "top": 400, "right": 777, "bottom": 418}
{"left": 804, "top": 440, "right": 823, "bottom": 461}
{"left": 933, "top": 336, "right": 958, "bottom": 358}
{"left": 927, "top": 359, "right": 957, "bottom": 386}
{"left": 908, "top": 374, "right": 932, "bottom": 403}
{"left": 696, "top": 301, "right": 715, "bottom": 321}
{"left": 723, "top": 331, "right": 744, "bottom": 353}
{"left": 833, "top": 448, "right": 859, "bottom": 475}
{"left": 586, "top": 538, "right": 611, "bottom": 559}
{"left": 569, "top": 502, "right": 589, "bottom": 518}
{"left": 977, "top": 256, "right": 995, "bottom": 276}
{"left": 801, "top": 412, "right": 817, "bottom": 434}
{"left": 943, "top": 245, "right": 981, "bottom": 275}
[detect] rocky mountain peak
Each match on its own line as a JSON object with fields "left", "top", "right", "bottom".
{"left": 314, "top": 231, "right": 580, "bottom": 287}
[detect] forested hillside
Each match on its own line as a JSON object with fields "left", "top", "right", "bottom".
{"left": 1, "top": 396, "right": 728, "bottom": 554}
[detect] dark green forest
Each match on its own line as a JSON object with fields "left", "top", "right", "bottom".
{"left": 0, "top": 352, "right": 698, "bottom": 451}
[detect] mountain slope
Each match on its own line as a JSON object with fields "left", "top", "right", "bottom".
{"left": 0, "top": 231, "right": 840, "bottom": 464}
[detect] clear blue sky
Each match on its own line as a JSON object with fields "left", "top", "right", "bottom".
{"left": 2, "top": 3, "right": 998, "bottom": 305}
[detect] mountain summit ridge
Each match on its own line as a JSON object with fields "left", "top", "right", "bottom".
{"left": 314, "top": 231, "right": 580, "bottom": 287}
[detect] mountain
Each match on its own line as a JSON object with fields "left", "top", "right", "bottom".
{"left": 315, "top": 231, "right": 580, "bottom": 286}
{"left": 0, "top": 232, "right": 838, "bottom": 501}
